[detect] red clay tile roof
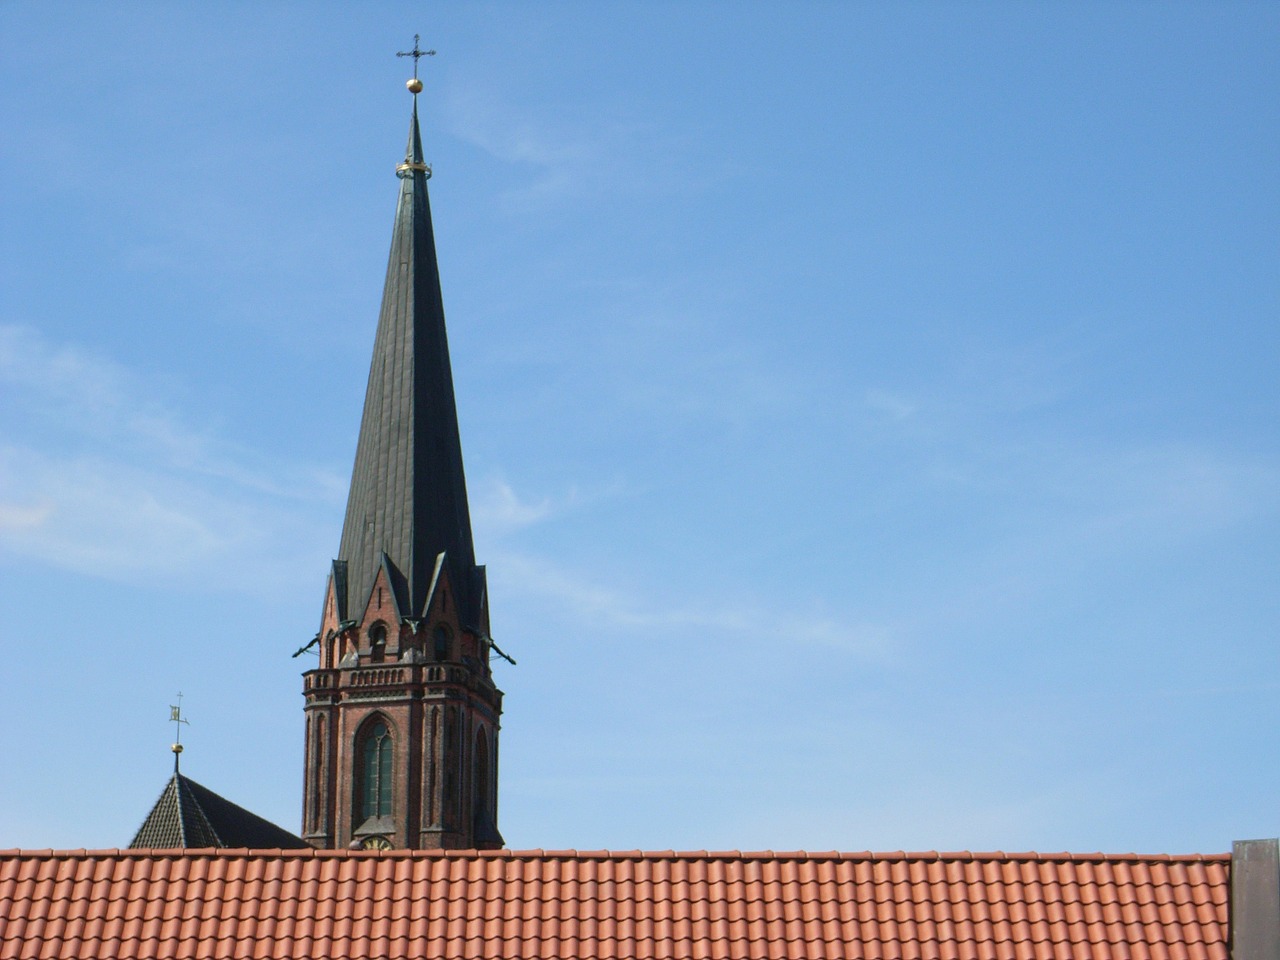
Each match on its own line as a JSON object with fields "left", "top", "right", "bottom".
{"left": 0, "top": 847, "right": 1228, "bottom": 960}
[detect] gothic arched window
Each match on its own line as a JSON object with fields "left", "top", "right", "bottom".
{"left": 310, "top": 715, "right": 327, "bottom": 832}
{"left": 475, "top": 727, "right": 491, "bottom": 815}
{"left": 360, "top": 719, "right": 393, "bottom": 819}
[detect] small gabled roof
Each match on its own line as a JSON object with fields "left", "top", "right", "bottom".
{"left": 0, "top": 847, "right": 1230, "bottom": 959}
{"left": 128, "top": 773, "right": 307, "bottom": 850}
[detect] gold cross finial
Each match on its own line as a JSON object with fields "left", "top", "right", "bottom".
{"left": 397, "top": 34, "right": 436, "bottom": 85}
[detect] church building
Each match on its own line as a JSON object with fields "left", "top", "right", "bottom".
{"left": 1, "top": 57, "right": 1277, "bottom": 960}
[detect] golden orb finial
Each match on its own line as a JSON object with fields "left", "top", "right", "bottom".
{"left": 171, "top": 742, "right": 184, "bottom": 754}
{"left": 397, "top": 35, "right": 435, "bottom": 94}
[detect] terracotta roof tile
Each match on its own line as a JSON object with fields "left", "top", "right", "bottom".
{"left": 0, "top": 848, "right": 1230, "bottom": 960}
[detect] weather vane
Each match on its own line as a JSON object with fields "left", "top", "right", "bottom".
{"left": 397, "top": 34, "right": 435, "bottom": 93}
{"left": 169, "top": 693, "right": 190, "bottom": 770}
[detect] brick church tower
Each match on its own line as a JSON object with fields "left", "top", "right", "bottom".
{"left": 300, "top": 77, "right": 504, "bottom": 851}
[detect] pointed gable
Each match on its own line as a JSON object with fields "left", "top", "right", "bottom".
{"left": 129, "top": 773, "right": 308, "bottom": 850}
{"left": 129, "top": 775, "right": 219, "bottom": 848}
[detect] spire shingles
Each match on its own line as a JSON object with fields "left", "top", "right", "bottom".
{"left": 337, "top": 101, "right": 478, "bottom": 624}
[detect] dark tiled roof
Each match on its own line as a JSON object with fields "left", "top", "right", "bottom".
{"left": 128, "top": 773, "right": 307, "bottom": 850}
{"left": 336, "top": 100, "right": 479, "bottom": 624}
{"left": 0, "top": 847, "right": 1229, "bottom": 959}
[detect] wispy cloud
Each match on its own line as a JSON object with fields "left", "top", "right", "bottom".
{"left": 864, "top": 387, "right": 918, "bottom": 421}
{"left": 443, "top": 82, "right": 709, "bottom": 212}
{"left": 0, "top": 324, "right": 338, "bottom": 591}
{"left": 976, "top": 440, "right": 1275, "bottom": 547}
{"left": 471, "top": 475, "right": 642, "bottom": 543}
{"left": 0, "top": 325, "right": 346, "bottom": 501}
{"left": 1, "top": 449, "right": 232, "bottom": 573}
{"left": 478, "top": 426, "right": 1278, "bottom": 678}
{"left": 471, "top": 478, "right": 557, "bottom": 539}
{"left": 443, "top": 83, "right": 614, "bottom": 210}
{"left": 899, "top": 438, "right": 1280, "bottom": 640}
{"left": 491, "top": 546, "right": 897, "bottom": 660}
{"left": 0, "top": 500, "right": 53, "bottom": 531}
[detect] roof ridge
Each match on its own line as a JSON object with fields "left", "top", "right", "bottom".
{"left": 0, "top": 847, "right": 1234, "bottom": 862}
{"left": 174, "top": 772, "right": 222, "bottom": 847}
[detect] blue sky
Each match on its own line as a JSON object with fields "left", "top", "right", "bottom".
{"left": 2, "top": 3, "right": 1277, "bottom": 854}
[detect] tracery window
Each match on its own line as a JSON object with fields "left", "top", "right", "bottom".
{"left": 360, "top": 720, "right": 393, "bottom": 819}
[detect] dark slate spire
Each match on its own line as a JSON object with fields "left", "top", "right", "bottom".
{"left": 337, "top": 99, "right": 478, "bottom": 623}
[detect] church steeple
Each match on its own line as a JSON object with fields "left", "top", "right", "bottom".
{"left": 302, "top": 61, "right": 504, "bottom": 852}
{"left": 335, "top": 95, "right": 480, "bottom": 628}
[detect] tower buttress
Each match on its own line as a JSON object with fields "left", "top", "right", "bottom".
{"left": 301, "top": 70, "right": 503, "bottom": 851}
